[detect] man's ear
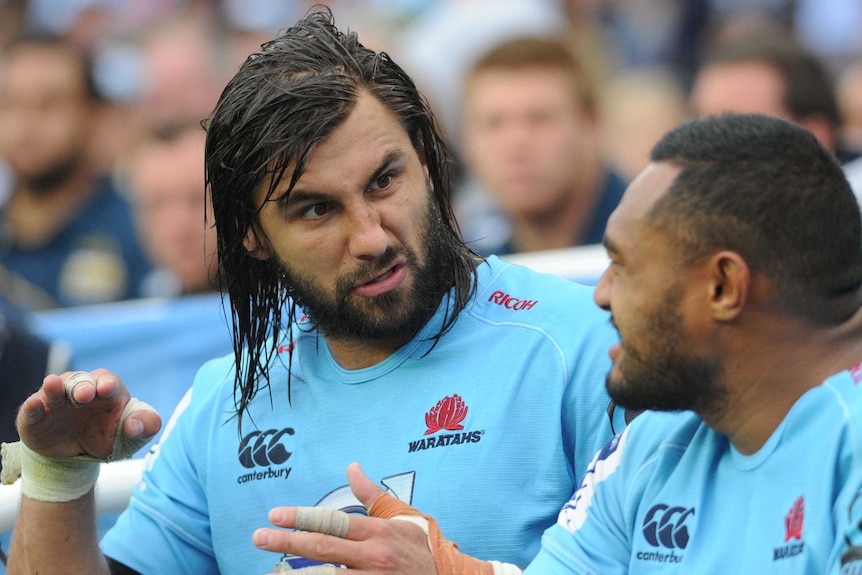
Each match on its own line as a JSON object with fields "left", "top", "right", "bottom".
{"left": 415, "top": 137, "right": 431, "bottom": 183}
{"left": 243, "top": 227, "right": 269, "bottom": 260}
{"left": 707, "top": 251, "right": 750, "bottom": 321}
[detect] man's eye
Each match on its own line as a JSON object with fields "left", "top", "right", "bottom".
{"left": 302, "top": 203, "right": 330, "bottom": 219}
{"left": 372, "top": 174, "right": 392, "bottom": 190}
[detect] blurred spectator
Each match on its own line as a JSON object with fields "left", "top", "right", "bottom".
{"left": 0, "top": 34, "right": 152, "bottom": 309}
{"left": 120, "top": 121, "right": 219, "bottom": 298}
{"left": 391, "top": 0, "right": 566, "bottom": 146}
{"left": 689, "top": 26, "right": 859, "bottom": 164}
{"left": 689, "top": 23, "right": 862, "bottom": 202}
{"left": 583, "top": 0, "right": 711, "bottom": 84}
{"left": 134, "top": 11, "right": 232, "bottom": 128}
{"left": 0, "top": 294, "right": 70, "bottom": 451}
{"left": 793, "top": 0, "right": 862, "bottom": 73}
{"left": 598, "top": 66, "right": 692, "bottom": 182}
{"left": 0, "top": 0, "right": 26, "bottom": 51}
{"left": 837, "top": 61, "right": 862, "bottom": 155}
{"left": 837, "top": 61, "right": 862, "bottom": 202}
{"left": 457, "top": 36, "right": 626, "bottom": 255}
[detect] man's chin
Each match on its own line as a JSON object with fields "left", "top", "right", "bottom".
{"left": 319, "top": 305, "right": 425, "bottom": 342}
{"left": 606, "top": 376, "right": 655, "bottom": 414}
{"left": 606, "top": 378, "right": 630, "bottom": 408}
{"left": 605, "top": 368, "right": 626, "bottom": 396}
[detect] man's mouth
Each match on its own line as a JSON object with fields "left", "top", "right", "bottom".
{"left": 352, "top": 262, "right": 407, "bottom": 297}
{"left": 364, "top": 266, "right": 397, "bottom": 285}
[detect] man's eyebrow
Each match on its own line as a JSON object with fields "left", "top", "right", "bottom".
{"left": 277, "top": 187, "right": 326, "bottom": 208}
{"left": 279, "top": 149, "right": 407, "bottom": 207}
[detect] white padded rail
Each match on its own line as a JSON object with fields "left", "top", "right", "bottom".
{"left": 0, "top": 458, "right": 145, "bottom": 533}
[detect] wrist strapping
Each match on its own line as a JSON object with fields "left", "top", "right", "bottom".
{"left": 0, "top": 398, "right": 155, "bottom": 502}
{"left": 369, "top": 493, "right": 522, "bottom": 575}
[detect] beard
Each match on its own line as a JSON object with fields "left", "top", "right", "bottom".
{"left": 280, "top": 192, "right": 454, "bottom": 343}
{"left": 606, "top": 283, "right": 727, "bottom": 415}
{"left": 17, "top": 152, "right": 83, "bottom": 197}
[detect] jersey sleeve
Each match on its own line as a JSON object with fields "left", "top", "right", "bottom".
{"left": 829, "top": 373, "right": 862, "bottom": 574}
{"left": 524, "top": 429, "right": 633, "bottom": 575}
{"left": 560, "top": 301, "right": 620, "bottom": 483}
{"left": 526, "top": 276, "right": 618, "bottom": 485}
{"left": 100, "top": 356, "right": 233, "bottom": 572}
{"left": 832, "top": 485, "right": 862, "bottom": 574}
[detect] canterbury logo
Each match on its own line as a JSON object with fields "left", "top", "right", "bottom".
{"left": 642, "top": 504, "right": 695, "bottom": 549}
{"left": 238, "top": 428, "right": 295, "bottom": 468}
{"left": 851, "top": 363, "right": 862, "bottom": 384}
{"left": 425, "top": 394, "right": 468, "bottom": 435}
{"left": 488, "top": 290, "right": 538, "bottom": 310}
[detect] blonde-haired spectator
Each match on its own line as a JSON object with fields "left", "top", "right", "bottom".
{"left": 599, "top": 67, "right": 692, "bottom": 182}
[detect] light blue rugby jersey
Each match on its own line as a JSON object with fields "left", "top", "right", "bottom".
{"left": 526, "top": 366, "right": 862, "bottom": 574}
{"left": 101, "top": 256, "right": 620, "bottom": 574}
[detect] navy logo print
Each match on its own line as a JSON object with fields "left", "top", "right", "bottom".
{"left": 238, "top": 428, "right": 295, "bottom": 468}
{"left": 642, "top": 504, "right": 695, "bottom": 549}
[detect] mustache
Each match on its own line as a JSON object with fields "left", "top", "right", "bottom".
{"left": 335, "top": 248, "right": 399, "bottom": 293}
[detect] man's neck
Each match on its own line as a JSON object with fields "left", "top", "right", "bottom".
{"left": 703, "top": 309, "right": 862, "bottom": 455}
{"left": 509, "top": 164, "right": 603, "bottom": 253}
{"left": 324, "top": 333, "right": 413, "bottom": 370}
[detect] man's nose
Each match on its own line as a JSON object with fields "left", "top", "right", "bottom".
{"left": 346, "top": 204, "right": 387, "bottom": 259}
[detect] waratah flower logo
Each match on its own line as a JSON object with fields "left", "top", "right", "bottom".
{"left": 425, "top": 394, "right": 468, "bottom": 435}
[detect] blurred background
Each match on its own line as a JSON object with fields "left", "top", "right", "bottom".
{"left": 1, "top": 0, "right": 861, "bottom": 309}
{"left": 3, "top": 0, "right": 862, "bottom": 566}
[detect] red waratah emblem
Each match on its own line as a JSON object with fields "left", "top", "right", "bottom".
{"left": 425, "top": 394, "right": 468, "bottom": 435}
{"left": 784, "top": 496, "right": 804, "bottom": 541}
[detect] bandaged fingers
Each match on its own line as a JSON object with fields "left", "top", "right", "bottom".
{"left": 36, "top": 370, "right": 112, "bottom": 411}
{"left": 368, "top": 493, "right": 522, "bottom": 575}
{"left": 294, "top": 507, "right": 352, "bottom": 538}
{"left": 256, "top": 505, "right": 436, "bottom": 574}
{"left": 63, "top": 371, "right": 98, "bottom": 407}
{"left": 260, "top": 506, "right": 358, "bottom": 542}
{"left": 255, "top": 508, "right": 354, "bottom": 573}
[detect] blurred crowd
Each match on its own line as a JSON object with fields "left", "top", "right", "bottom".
{"left": 0, "top": 0, "right": 861, "bottom": 505}
{"left": 0, "top": 0, "right": 859, "bottom": 306}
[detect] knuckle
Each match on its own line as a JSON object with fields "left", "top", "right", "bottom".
{"left": 304, "top": 533, "right": 338, "bottom": 557}
{"left": 269, "top": 532, "right": 293, "bottom": 553}
{"left": 367, "top": 546, "right": 399, "bottom": 570}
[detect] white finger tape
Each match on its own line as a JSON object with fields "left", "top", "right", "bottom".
{"left": 63, "top": 371, "right": 96, "bottom": 408}
{"left": 294, "top": 507, "right": 351, "bottom": 538}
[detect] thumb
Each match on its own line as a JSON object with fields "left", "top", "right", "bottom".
{"left": 347, "top": 462, "right": 425, "bottom": 520}
{"left": 122, "top": 405, "right": 162, "bottom": 440}
{"left": 346, "top": 462, "right": 387, "bottom": 510}
{"left": 347, "top": 462, "right": 423, "bottom": 519}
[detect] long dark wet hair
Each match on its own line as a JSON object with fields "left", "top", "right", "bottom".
{"left": 203, "top": 6, "right": 480, "bottom": 429}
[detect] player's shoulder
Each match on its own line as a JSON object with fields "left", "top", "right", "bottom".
{"left": 578, "top": 411, "right": 702, "bottom": 491}
{"left": 620, "top": 410, "right": 703, "bottom": 458}
{"left": 821, "top": 362, "right": 862, "bottom": 427}
{"left": 471, "top": 256, "right": 608, "bottom": 325}
{"left": 827, "top": 362, "right": 862, "bottom": 394}
{"left": 186, "top": 351, "right": 236, "bottom": 406}
{"left": 556, "top": 411, "right": 703, "bottom": 535}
